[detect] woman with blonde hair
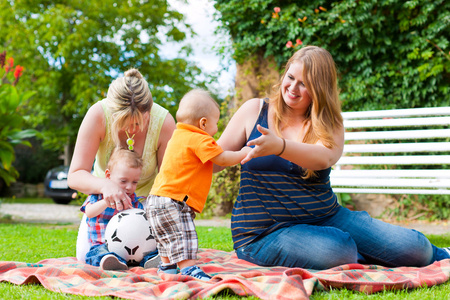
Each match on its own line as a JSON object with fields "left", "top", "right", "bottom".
{"left": 68, "top": 68, "right": 175, "bottom": 263}
{"left": 217, "top": 46, "right": 450, "bottom": 269}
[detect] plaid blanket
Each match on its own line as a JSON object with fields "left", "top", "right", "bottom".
{"left": 1, "top": 249, "right": 449, "bottom": 300}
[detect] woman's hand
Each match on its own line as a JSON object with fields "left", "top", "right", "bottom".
{"left": 100, "top": 180, "right": 132, "bottom": 211}
{"left": 241, "top": 125, "right": 285, "bottom": 164}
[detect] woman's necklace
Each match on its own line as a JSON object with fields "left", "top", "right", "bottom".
{"left": 125, "top": 131, "right": 135, "bottom": 151}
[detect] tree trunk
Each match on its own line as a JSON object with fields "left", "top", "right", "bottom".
{"left": 63, "top": 135, "right": 72, "bottom": 166}
{"left": 233, "top": 54, "right": 280, "bottom": 106}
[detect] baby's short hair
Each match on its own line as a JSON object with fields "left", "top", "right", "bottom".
{"left": 107, "top": 148, "right": 143, "bottom": 171}
{"left": 176, "top": 89, "right": 219, "bottom": 124}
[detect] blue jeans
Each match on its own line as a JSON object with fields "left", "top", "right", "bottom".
{"left": 235, "top": 206, "right": 449, "bottom": 270}
{"left": 85, "top": 244, "right": 158, "bottom": 268}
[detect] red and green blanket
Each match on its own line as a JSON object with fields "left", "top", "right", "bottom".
{"left": 1, "top": 249, "right": 449, "bottom": 299}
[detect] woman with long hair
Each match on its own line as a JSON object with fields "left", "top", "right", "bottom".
{"left": 68, "top": 68, "right": 175, "bottom": 263}
{"left": 217, "top": 46, "right": 450, "bottom": 269}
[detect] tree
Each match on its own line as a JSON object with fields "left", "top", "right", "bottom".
{"left": 0, "top": 0, "right": 207, "bottom": 164}
{"left": 214, "top": 0, "right": 450, "bottom": 111}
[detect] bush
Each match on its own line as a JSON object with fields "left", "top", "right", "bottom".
{"left": 0, "top": 50, "right": 36, "bottom": 186}
{"left": 214, "top": 0, "right": 450, "bottom": 111}
{"left": 204, "top": 96, "right": 242, "bottom": 217}
{"left": 13, "top": 138, "right": 61, "bottom": 184}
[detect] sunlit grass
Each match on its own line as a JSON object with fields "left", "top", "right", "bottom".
{"left": 0, "top": 224, "right": 449, "bottom": 299}
{"left": 0, "top": 197, "right": 79, "bottom": 205}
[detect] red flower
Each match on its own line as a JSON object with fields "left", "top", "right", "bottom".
{"left": 14, "top": 65, "right": 24, "bottom": 79}
{"left": 298, "top": 16, "right": 307, "bottom": 22}
{"left": 13, "top": 65, "right": 24, "bottom": 86}
{"left": 286, "top": 41, "right": 293, "bottom": 48}
{"left": 8, "top": 57, "right": 14, "bottom": 69}
{"left": 319, "top": 6, "right": 327, "bottom": 11}
{"left": 314, "top": 8, "right": 319, "bottom": 13}
{"left": 295, "top": 39, "right": 303, "bottom": 46}
{"left": 274, "top": 7, "right": 280, "bottom": 13}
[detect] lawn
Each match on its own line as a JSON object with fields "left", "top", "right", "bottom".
{"left": 0, "top": 196, "right": 79, "bottom": 205}
{"left": 0, "top": 222, "right": 449, "bottom": 299}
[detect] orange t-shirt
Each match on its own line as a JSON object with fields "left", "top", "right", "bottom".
{"left": 150, "top": 123, "right": 224, "bottom": 213}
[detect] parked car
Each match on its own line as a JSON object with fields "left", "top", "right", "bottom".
{"left": 44, "top": 165, "right": 77, "bottom": 204}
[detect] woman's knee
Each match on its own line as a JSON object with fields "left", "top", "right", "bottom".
{"left": 236, "top": 225, "right": 358, "bottom": 269}
{"left": 280, "top": 230, "right": 358, "bottom": 269}
{"left": 310, "top": 231, "right": 358, "bottom": 269}
{"left": 396, "top": 230, "right": 434, "bottom": 267}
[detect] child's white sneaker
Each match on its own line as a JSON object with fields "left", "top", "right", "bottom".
{"left": 144, "top": 254, "right": 161, "bottom": 269}
{"left": 100, "top": 254, "right": 128, "bottom": 271}
{"left": 443, "top": 247, "right": 450, "bottom": 257}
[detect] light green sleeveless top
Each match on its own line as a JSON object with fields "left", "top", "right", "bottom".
{"left": 92, "top": 99, "right": 168, "bottom": 196}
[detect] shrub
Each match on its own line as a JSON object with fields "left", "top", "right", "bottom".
{"left": 214, "top": 0, "right": 450, "bottom": 111}
{"left": 0, "top": 50, "right": 36, "bottom": 186}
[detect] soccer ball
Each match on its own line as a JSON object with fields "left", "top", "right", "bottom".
{"left": 105, "top": 208, "right": 157, "bottom": 265}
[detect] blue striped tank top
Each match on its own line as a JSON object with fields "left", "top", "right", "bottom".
{"left": 231, "top": 101, "right": 340, "bottom": 249}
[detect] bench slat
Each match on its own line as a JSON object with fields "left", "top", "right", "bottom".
{"left": 336, "top": 155, "right": 450, "bottom": 165}
{"left": 331, "top": 178, "right": 450, "bottom": 188}
{"left": 342, "top": 107, "right": 450, "bottom": 119}
{"left": 333, "top": 107, "right": 450, "bottom": 195}
{"left": 332, "top": 188, "right": 450, "bottom": 195}
{"left": 330, "top": 169, "right": 450, "bottom": 179}
{"left": 344, "top": 116, "right": 450, "bottom": 129}
{"left": 344, "top": 142, "right": 450, "bottom": 153}
{"left": 345, "top": 129, "right": 450, "bottom": 141}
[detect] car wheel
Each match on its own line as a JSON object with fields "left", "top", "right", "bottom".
{"left": 52, "top": 198, "right": 72, "bottom": 205}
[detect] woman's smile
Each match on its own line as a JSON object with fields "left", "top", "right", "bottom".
{"left": 286, "top": 89, "right": 300, "bottom": 99}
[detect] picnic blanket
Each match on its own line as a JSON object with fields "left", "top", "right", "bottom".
{"left": 1, "top": 249, "right": 450, "bottom": 300}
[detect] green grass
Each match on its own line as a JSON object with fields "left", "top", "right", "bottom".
{"left": 0, "top": 197, "right": 79, "bottom": 205}
{"left": 0, "top": 224, "right": 449, "bottom": 300}
{"left": 1, "top": 197, "right": 55, "bottom": 204}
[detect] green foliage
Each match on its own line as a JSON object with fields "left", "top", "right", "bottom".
{"left": 206, "top": 164, "right": 241, "bottom": 217}
{"left": 382, "top": 194, "right": 450, "bottom": 221}
{"left": 0, "top": 51, "right": 37, "bottom": 186}
{"left": 0, "top": 0, "right": 208, "bottom": 157}
{"left": 214, "top": 0, "right": 450, "bottom": 111}
{"left": 205, "top": 96, "right": 242, "bottom": 217}
{"left": 336, "top": 192, "right": 354, "bottom": 208}
{"left": 13, "top": 138, "right": 61, "bottom": 184}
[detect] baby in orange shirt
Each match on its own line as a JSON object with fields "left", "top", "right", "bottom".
{"left": 146, "top": 89, "right": 250, "bottom": 281}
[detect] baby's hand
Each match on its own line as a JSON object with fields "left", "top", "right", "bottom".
{"left": 243, "top": 146, "right": 252, "bottom": 154}
{"left": 240, "top": 146, "right": 253, "bottom": 164}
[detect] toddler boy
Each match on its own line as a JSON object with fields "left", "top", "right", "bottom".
{"left": 82, "top": 148, "right": 158, "bottom": 270}
{"left": 147, "top": 89, "right": 250, "bottom": 280}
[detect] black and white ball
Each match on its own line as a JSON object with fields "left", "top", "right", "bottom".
{"left": 105, "top": 208, "right": 157, "bottom": 265}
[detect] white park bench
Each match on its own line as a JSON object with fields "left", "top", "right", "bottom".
{"left": 331, "top": 106, "right": 450, "bottom": 195}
